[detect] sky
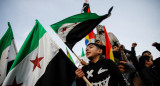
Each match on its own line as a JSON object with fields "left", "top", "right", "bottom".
{"left": 0, "top": 0, "right": 160, "bottom": 60}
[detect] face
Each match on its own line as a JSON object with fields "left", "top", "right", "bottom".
{"left": 118, "top": 65, "right": 125, "bottom": 74}
{"left": 86, "top": 44, "right": 102, "bottom": 60}
{"left": 143, "top": 52, "right": 153, "bottom": 60}
{"left": 146, "top": 57, "right": 153, "bottom": 67}
{"left": 113, "top": 46, "right": 119, "bottom": 52}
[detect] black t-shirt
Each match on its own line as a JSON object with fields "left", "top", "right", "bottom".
{"left": 76, "top": 58, "right": 127, "bottom": 86}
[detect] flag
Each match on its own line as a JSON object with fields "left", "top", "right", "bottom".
{"left": 82, "top": 0, "right": 96, "bottom": 46}
{"left": 66, "top": 48, "right": 75, "bottom": 64}
{"left": 50, "top": 7, "right": 113, "bottom": 49}
{"left": 79, "top": 48, "right": 89, "bottom": 66}
{"left": 85, "top": 31, "right": 95, "bottom": 46}
{"left": 104, "top": 26, "right": 115, "bottom": 62}
{"left": 81, "top": 48, "right": 85, "bottom": 57}
{"left": 0, "top": 22, "right": 17, "bottom": 85}
{"left": 2, "top": 20, "right": 77, "bottom": 86}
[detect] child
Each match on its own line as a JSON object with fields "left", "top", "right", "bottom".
{"left": 75, "top": 43, "right": 127, "bottom": 86}
{"left": 118, "top": 61, "right": 136, "bottom": 86}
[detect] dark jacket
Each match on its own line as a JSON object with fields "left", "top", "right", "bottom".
{"left": 154, "top": 43, "right": 160, "bottom": 52}
{"left": 131, "top": 51, "right": 160, "bottom": 86}
{"left": 76, "top": 58, "right": 127, "bottom": 86}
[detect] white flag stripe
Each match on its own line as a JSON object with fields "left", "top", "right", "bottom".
{"left": 0, "top": 46, "right": 9, "bottom": 84}
{"left": 2, "top": 33, "right": 60, "bottom": 86}
{"left": 8, "top": 40, "right": 17, "bottom": 62}
{"left": 0, "top": 39, "right": 17, "bottom": 85}
{"left": 58, "top": 23, "right": 80, "bottom": 42}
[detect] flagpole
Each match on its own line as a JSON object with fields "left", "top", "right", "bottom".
{"left": 83, "top": 76, "right": 92, "bottom": 86}
{"left": 72, "top": 51, "right": 92, "bottom": 86}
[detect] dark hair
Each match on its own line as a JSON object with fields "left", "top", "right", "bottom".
{"left": 139, "top": 56, "right": 150, "bottom": 66}
{"left": 118, "top": 63, "right": 126, "bottom": 70}
{"left": 112, "top": 42, "right": 119, "bottom": 47}
{"left": 87, "top": 43, "right": 102, "bottom": 49}
{"left": 142, "top": 50, "right": 151, "bottom": 56}
{"left": 95, "top": 40, "right": 100, "bottom": 43}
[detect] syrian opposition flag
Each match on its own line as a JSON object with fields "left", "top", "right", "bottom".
{"left": 104, "top": 26, "right": 115, "bottom": 62}
{"left": 50, "top": 7, "right": 113, "bottom": 49}
{"left": 0, "top": 22, "right": 17, "bottom": 85}
{"left": 82, "top": 0, "right": 96, "bottom": 46}
{"left": 2, "top": 20, "right": 77, "bottom": 86}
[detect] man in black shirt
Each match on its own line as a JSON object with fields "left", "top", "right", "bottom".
{"left": 75, "top": 43, "right": 127, "bottom": 86}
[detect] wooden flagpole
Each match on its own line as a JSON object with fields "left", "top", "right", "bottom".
{"left": 72, "top": 51, "right": 92, "bottom": 86}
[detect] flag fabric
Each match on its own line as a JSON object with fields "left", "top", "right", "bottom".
{"left": 82, "top": 0, "right": 96, "bottom": 46}
{"left": 85, "top": 31, "right": 95, "bottom": 46}
{"left": 81, "top": 48, "right": 85, "bottom": 57}
{"left": 66, "top": 48, "right": 75, "bottom": 64}
{"left": 50, "top": 7, "right": 113, "bottom": 49}
{"left": 2, "top": 20, "right": 77, "bottom": 86}
{"left": 79, "top": 48, "right": 89, "bottom": 66}
{"left": 104, "top": 26, "right": 115, "bottom": 62}
{"left": 0, "top": 22, "right": 17, "bottom": 85}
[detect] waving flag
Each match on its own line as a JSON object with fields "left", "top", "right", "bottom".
{"left": 104, "top": 26, "right": 115, "bottom": 62}
{"left": 82, "top": 0, "right": 96, "bottom": 46}
{"left": 66, "top": 48, "right": 75, "bottom": 64}
{"left": 0, "top": 22, "right": 17, "bottom": 85}
{"left": 50, "top": 7, "right": 113, "bottom": 49}
{"left": 2, "top": 20, "right": 77, "bottom": 86}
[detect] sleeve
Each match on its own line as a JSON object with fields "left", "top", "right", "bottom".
{"left": 129, "top": 46, "right": 142, "bottom": 71}
{"left": 125, "top": 62, "right": 136, "bottom": 74}
{"left": 107, "top": 60, "right": 127, "bottom": 86}
{"left": 130, "top": 55, "right": 142, "bottom": 71}
{"left": 154, "top": 43, "right": 160, "bottom": 52}
{"left": 131, "top": 47, "right": 136, "bottom": 56}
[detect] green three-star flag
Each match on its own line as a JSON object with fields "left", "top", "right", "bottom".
{"left": 50, "top": 6, "right": 113, "bottom": 49}
{"left": 0, "top": 22, "right": 17, "bottom": 85}
{"left": 2, "top": 20, "right": 77, "bottom": 86}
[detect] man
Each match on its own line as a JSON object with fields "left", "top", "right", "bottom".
{"left": 130, "top": 43, "right": 160, "bottom": 86}
{"left": 118, "top": 61, "right": 136, "bottom": 86}
{"left": 75, "top": 43, "right": 127, "bottom": 86}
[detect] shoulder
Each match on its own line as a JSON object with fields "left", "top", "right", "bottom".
{"left": 103, "top": 59, "right": 115, "bottom": 63}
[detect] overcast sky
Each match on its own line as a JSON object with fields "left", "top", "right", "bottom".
{"left": 0, "top": 0, "right": 160, "bottom": 60}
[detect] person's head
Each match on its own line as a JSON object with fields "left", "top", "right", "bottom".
{"left": 112, "top": 43, "right": 119, "bottom": 52}
{"left": 118, "top": 63, "right": 126, "bottom": 74}
{"left": 95, "top": 40, "right": 104, "bottom": 46}
{"left": 139, "top": 55, "right": 153, "bottom": 68}
{"left": 86, "top": 43, "right": 102, "bottom": 60}
{"left": 142, "top": 50, "right": 153, "bottom": 60}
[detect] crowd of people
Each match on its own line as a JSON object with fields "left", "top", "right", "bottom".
{"left": 75, "top": 41, "right": 160, "bottom": 86}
